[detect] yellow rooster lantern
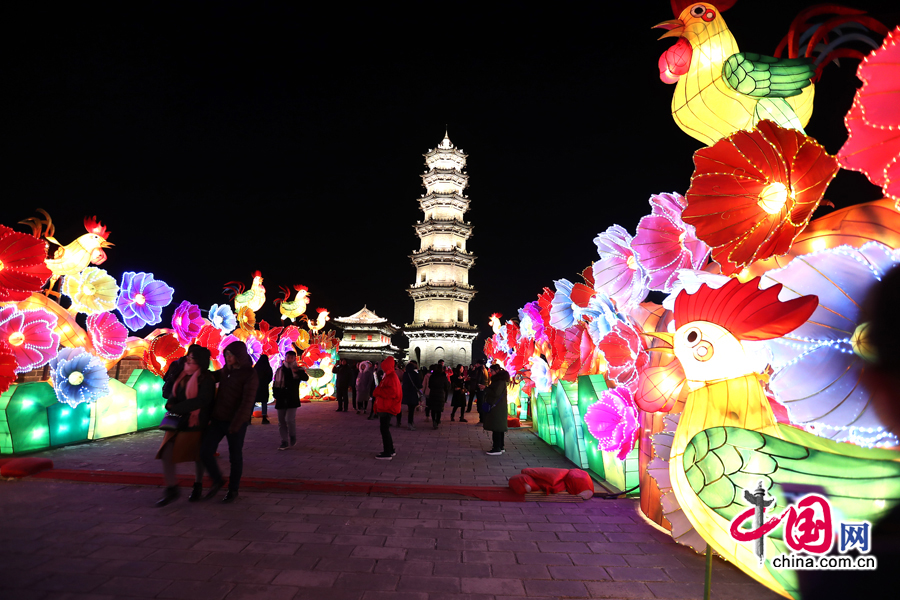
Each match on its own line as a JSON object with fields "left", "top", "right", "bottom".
{"left": 274, "top": 284, "right": 310, "bottom": 322}
{"left": 308, "top": 307, "right": 330, "bottom": 335}
{"left": 19, "top": 210, "right": 114, "bottom": 294}
{"left": 489, "top": 313, "right": 503, "bottom": 335}
{"left": 223, "top": 270, "right": 266, "bottom": 313}
{"left": 654, "top": 1, "right": 816, "bottom": 145}
{"left": 647, "top": 277, "right": 900, "bottom": 599}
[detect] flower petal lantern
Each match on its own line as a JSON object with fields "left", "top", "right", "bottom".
{"left": 528, "top": 356, "right": 552, "bottom": 393}
{"left": 597, "top": 321, "right": 648, "bottom": 392}
{"left": 116, "top": 272, "right": 174, "bottom": 331}
{"left": 194, "top": 324, "right": 223, "bottom": 364}
{"left": 683, "top": 121, "right": 839, "bottom": 275}
{"left": 208, "top": 303, "right": 237, "bottom": 334}
{"left": 518, "top": 301, "right": 547, "bottom": 346}
{"left": 61, "top": 267, "right": 119, "bottom": 314}
{"left": 50, "top": 347, "right": 110, "bottom": 408}
{"left": 0, "top": 305, "right": 60, "bottom": 373}
{"left": 237, "top": 306, "right": 256, "bottom": 332}
{"left": 219, "top": 333, "right": 262, "bottom": 365}
{"left": 143, "top": 332, "right": 186, "bottom": 378}
{"left": 632, "top": 193, "right": 710, "bottom": 292}
{"left": 549, "top": 279, "right": 594, "bottom": 331}
{"left": 86, "top": 312, "right": 127, "bottom": 360}
{"left": 257, "top": 321, "right": 283, "bottom": 356}
{"left": 561, "top": 323, "right": 598, "bottom": 382}
{"left": 0, "top": 340, "right": 17, "bottom": 393}
{"left": 0, "top": 225, "right": 52, "bottom": 302}
{"left": 592, "top": 225, "right": 649, "bottom": 309}
{"left": 268, "top": 335, "right": 296, "bottom": 371}
{"left": 584, "top": 387, "right": 640, "bottom": 460}
{"left": 582, "top": 293, "right": 627, "bottom": 346}
{"left": 837, "top": 27, "right": 900, "bottom": 204}
{"left": 172, "top": 300, "right": 203, "bottom": 345}
{"left": 762, "top": 242, "right": 900, "bottom": 447}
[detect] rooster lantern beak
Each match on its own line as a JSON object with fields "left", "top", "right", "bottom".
{"left": 100, "top": 240, "right": 115, "bottom": 248}
{"left": 653, "top": 19, "right": 685, "bottom": 40}
{"left": 642, "top": 331, "right": 675, "bottom": 352}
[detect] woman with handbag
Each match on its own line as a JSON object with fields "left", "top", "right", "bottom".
{"left": 273, "top": 350, "right": 308, "bottom": 450}
{"left": 155, "top": 346, "right": 215, "bottom": 506}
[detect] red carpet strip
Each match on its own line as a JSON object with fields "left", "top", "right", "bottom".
{"left": 30, "top": 469, "right": 524, "bottom": 502}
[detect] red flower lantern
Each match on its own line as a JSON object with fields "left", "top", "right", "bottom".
{"left": 194, "top": 324, "right": 223, "bottom": 364}
{"left": 683, "top": 121, "right": 839, "bottom": 275}
{"left": 837, "top": 27, "right": 900, "bottom": 205}
{"left": 143, "top": 333, "right": 186, "bottom": 377}
{"left": 0, "top": 340, "right": 17, "bottom": 393}
{"left": 0, "top": 225, "right": 52, "bottom": 302}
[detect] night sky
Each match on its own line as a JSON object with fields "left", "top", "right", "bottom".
{"left": 6, "top": 1, "right": 898, "bottom": 355}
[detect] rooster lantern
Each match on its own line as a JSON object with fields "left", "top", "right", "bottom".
{"left": 273, "top": 284, "right": 310, "bottom": 322}
{"left": 223, "top": 270, "right": 266, "bottom": 313}
{"left": 19, "top": 210, "right": 113, "bottom": 294}
{"left": 647, "top": 277, "right": 900, "bottom": 599}
{"left": 655, "top": 1, "right": 886, "bottom": 145}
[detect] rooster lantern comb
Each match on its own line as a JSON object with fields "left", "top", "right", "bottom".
{"left": 673, "top": 276, "right": 818, "bottom": 341}
{"left": 83, "top": 216, "right": 110, "bottom": 240}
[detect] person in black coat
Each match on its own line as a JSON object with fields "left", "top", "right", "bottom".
{"left": 253, "top": 353, "right": 273, "bottom": 424}
{"left": 156, "top": 346, "right": 215, "bottom": 506}
{"left": 450, "top": 364, "right": 468, "bottom": 422}
{"left": 467, "top": 359, "right": 488, "bottom": 421}
{"left": 272, "top": 350, "right": 308, "bottom": 450}
{"left": 334, "top": 358, "right": 353, "bottom": 412}
{"left": 426, "top": 363, "right": 449, "bottom": 429}
{"left": 401, "top": 361, "right": 423, "bottom": 430}
{"left": 481, "top": 364, "right": 509, "bottom": 455}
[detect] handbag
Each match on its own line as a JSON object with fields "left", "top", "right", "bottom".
{"left": 158, "top": 412, "right": 187, "bottom": 431}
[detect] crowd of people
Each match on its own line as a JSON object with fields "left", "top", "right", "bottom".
{"left": 364, "top": 358, "right": 511, "bottom": 460}
{"left": 155, "top": 349, "right": 512, "bottom": 505}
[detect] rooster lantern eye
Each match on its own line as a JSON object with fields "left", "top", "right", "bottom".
{"left": 690, "top": 5, "right": 706, "bottom": 17}
{"left": 685, "top": 328, "right": 701, "bottom": 346}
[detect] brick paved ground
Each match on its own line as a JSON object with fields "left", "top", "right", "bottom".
{"left": 1, "top": 401, "right": 783, "bottom": 599}
{"left": 35, "top": 402, "right": 577, "bottom": 486}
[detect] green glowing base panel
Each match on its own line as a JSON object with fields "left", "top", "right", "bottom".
{"left": 0, "top": 369, "right": 165, "bottom": 455}
{"left": 532, "top": 374, "right": 639, "bottom": 494}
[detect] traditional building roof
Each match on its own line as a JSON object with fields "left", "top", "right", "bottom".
{"left": 332, "top": 306, "right": 400, "bottom": 333}
{"left": 333, "top": 306, "right": 385, "bottom": 324}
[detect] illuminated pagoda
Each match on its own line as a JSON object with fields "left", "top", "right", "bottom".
{"left": 332, "top": 306, "right": 401, "bottom": 363}
{"left": 404, "top": 131, "right": 478, "bottom": 367}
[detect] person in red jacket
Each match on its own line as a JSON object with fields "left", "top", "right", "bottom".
{"left": 372, "top": 356, "right": 401, "bottom": 460}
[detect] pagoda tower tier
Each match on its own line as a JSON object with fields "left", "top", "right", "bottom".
{"left": 413, "top": 218, "right": 473, "bottom": 240}
{"left": 404, "top": 131, "right": 479, "bottom": 368}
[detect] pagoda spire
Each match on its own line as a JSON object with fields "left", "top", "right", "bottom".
{"left": 404, "top": 132, "right": 478, "bottom": 367}
{"left": 440, "top": 127, "right": 453, "bottom": 149}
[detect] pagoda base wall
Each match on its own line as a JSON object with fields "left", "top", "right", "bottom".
{"left": 406, "top": 332, "right": 476, "bottom": 368}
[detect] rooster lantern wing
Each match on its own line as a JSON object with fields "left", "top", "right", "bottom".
{"left": 647, "top": 277, "right": 900, "bottom": 599}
